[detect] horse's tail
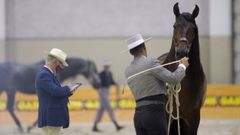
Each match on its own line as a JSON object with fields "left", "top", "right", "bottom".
{"left": 0, "top": 63, "right": 10, "bottom": 93}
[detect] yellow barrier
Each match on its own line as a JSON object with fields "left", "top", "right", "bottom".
{"left": 0, "top": 85, "right": 240, "bottom": 119}
{"left": 201, "top": 85, "right": 240, "bottom": 119}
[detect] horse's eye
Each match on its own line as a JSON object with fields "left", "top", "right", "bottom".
{"left": 173, "top": 25, "right": 176, "bottom": 29}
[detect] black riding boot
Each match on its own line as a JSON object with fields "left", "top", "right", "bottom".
{"left": 92, "top": 122, "right": 101, "bottom": 132}
{"left": 113, "top": 120, "right": 124, "bottom": 131}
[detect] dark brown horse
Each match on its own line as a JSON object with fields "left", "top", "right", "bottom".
{"left": 159, "top": 3, "right": 207, "bottom": 135}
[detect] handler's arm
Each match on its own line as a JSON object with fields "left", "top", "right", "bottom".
{"left": 38, "top": 73, "right": 72, "bottom": 97}
{"left": 151, "top": 59, "right": 186, "bottom": 84}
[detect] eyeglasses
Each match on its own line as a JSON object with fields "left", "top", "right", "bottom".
{"left": 58, "top": 61, "right": 65, "bottom": 69}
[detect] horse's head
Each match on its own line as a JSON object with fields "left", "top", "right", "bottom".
{"left": 82, "top": 60, "right": 101, "bottom": 89}
{"left": 172, "top": 3, "right": 199, "bottom": 60}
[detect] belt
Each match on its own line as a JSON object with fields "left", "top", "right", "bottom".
{"left": 136, "top": 100, "right": 165, "bottom": 108}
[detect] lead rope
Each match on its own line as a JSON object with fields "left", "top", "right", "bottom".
{"left": 125, "top": 60, "right": 181, "bottom": 94}
{"left": 166, "top": 83, "right": 181, "bottom": 135}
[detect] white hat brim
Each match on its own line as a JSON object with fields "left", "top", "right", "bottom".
{"left": 120, "top": 37, "right": 152, "bottom": 54}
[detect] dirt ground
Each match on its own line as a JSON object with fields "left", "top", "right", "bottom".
{"left": 0, "top": 120, "right": 240, "bottom": 135}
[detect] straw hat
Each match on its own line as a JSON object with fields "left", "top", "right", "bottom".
{"left": 46, "top": 48, "right": 68, "bottom": 67}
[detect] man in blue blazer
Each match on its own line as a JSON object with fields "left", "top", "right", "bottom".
{"left": 35, "top": 48, "right": 73, "bottom": 135}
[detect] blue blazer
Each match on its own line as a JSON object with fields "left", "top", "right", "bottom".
{"left": 35, "top": 66, "right": 72, "bottom": 128}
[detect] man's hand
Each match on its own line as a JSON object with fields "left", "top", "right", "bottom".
{"left": 66, "top": 81, "right": 72, "bottom": 91}
{"left": 179, "top": 57, "right": 189, "bottom": 68}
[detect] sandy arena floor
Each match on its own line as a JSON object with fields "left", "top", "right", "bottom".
{"left": 0, "top": 120, "right": 240, "bottom": 135}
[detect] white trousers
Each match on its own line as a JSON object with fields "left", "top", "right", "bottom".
{"left": 42, "top": 126, "right": 62, "bottom": 135}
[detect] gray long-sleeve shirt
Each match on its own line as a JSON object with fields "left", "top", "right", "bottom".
{"left": 125, "top": 55, "right": 186, "bottom": 101}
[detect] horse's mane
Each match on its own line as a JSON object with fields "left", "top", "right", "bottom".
{"left": 58, "top": 58, "right": 90, "bottom": 82}
{"left": 181, "top": 13, "right": 205, "bottom": 82}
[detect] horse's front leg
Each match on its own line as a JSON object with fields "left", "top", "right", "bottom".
{"left": 186, "top": 109, "right": 201, "bottom": 135}
{"left": 6, "top": 90, "right": 24, "bottom": 133}
{"left": 27, "top": 120, "right": 38, "bottom": 133}
{"left": 169, "top": 118, "right": 190, "bottom": 135}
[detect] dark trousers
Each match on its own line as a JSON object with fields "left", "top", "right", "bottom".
{"left": 134, "top": 104, "right": 167, "bottom": 135}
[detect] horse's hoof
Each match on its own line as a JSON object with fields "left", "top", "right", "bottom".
{"left": 27, "top": 126, "right": 32, "bottom": 133}
{"left": 18, "top": 127, "right": 24, "bottom": 133}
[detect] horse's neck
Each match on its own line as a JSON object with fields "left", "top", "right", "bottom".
{"left": 187, "top": 52, "right": 205, "bottom": 82}
{"left": 165, "top": 41, "right": 205, "bottom": 82}
{"left": 58, "top": 64, "right": 86, "bottom": 82}
{"left": 164, "top": 43, "right": 178, "bottom": 71}
{"left": 59, "top": 71, "right": 79, "bottom": 82}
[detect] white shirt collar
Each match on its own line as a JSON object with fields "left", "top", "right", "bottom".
{"left": 44, "top": 65, "right": 54, "bottom": 74}
{"left": 134, "top": 55, "right": 147, "bottom": 60}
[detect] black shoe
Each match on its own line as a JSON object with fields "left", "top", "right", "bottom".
{"left": 116, "top": 125, "right": 124, "bottom": 131}
{"left": 92, "top": 127, "right": 102, "bottom": 132}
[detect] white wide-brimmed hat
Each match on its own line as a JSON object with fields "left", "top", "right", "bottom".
{"left": 46, "top": 48, "right": 68, "bottom": 67}
{"left": 121, "top": 34, "right": 152, "bottom": 53}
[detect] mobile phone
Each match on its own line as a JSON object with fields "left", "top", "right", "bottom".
{"left": 70, "top": 83, "right": 82, "bottom": 92}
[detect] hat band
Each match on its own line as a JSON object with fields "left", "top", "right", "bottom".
{"left": 49, "top": 54, "right": 68, "bottom": 67}
{"left": 128, "top": 39, "right": 144, "bottom": 50}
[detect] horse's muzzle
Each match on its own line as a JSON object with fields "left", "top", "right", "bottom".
{"left": 176, "top": 47, "right": 189, "bottom": 60}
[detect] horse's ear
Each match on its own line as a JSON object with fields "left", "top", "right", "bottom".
{"left": 192, "top": 5, "right": 199, "bottom": 19}
{"left": 173, "top": 2, "right": 180, "bottom": 17}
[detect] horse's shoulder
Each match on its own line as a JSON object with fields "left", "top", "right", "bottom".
{"left": 158, "top": 53, "right": 169, "bottom": 64}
